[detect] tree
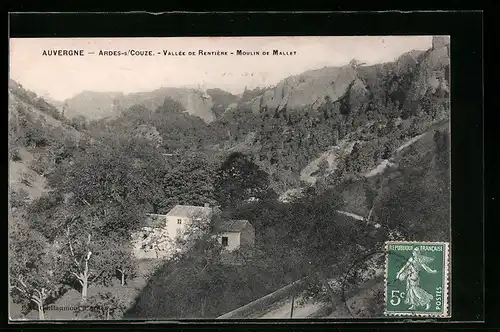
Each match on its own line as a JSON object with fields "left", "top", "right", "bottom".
{"left": 214, "top": 152, "right": 274, "bottom": 209}
{"left": 134, "top": 124, "right": 163, "bottom": 147}
{"left": 287, "top": 191, "right": 371, "bottom": 305}
{"left": 75, "top": 292, "right": 127, "bottom": 320}
{"left": 408, "top": 117, "right": 424, "bottom": 137}
{"left": 51, "top": 137, "right": 153, "bottom": 238}
{"left": 61, "top": 212, "right": 130, "bottom": 300}
{"left": 136, "top": 228, "right": 174, "bottom": 259}
{"left": 9, "top": 221, "right": 64, "bottom": 320}
{"left": 364, "top": 178, "right": 383, "bottom": 224}
{"left": 25, "top": 119, "right": 50, "bottom": 148}
{"left": 95, "top": 234, "right": 138, "bottom": 286}
{"left": 10, "top": 189, "right": 30, "bottom": 209}
{"left": 160, "top": 151, "right": 218, "bottom": 212}
{"left": 27, "top": 193, "right": 67, "bottom": 242}
{"left": 70, "top": 116, "right": 87, "bottom": 131}
{"left": 64, "top": 224, "right": 95, "bottom": 301}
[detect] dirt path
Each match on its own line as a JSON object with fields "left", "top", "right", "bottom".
{"left": 335, "top": 210, "right": 365, "bottom": 221}
{"left": 362, "top": 133, "right": 426, "bottom": 178}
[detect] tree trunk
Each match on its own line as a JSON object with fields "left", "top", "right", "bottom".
{"left": 37, "top": 305, "right": 45, "bottom": 320}
{"left": 106, "top": 307, "right": 110, "bottom": 320}
{"left": 201, "top": 296, "right": 206, "bottom": 317}
{"left": 82, "top": 278, "right": 88, "bottom": 300}
{"left": 81, "top": 252, "right": 90, "bottom": 300}
{"left": 121, "top": 272, "right": 125, "bottom": 286}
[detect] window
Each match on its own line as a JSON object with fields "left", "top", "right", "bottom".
{"left": 177, "top": 219, "right": 182, "bottom": 224}
{"left": 221, "top": 236, "right": 229, "bottom": 247}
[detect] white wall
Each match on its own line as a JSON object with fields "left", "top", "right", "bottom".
{"left": 218, "top": 232, "right": 241, "bottom": 251}
{"left": 166, "top": 216, "right": 191, "bottom": 238}
{"left": 131, "top": 214, "right": 211, "bottom": 260}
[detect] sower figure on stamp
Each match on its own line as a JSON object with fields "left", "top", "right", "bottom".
{"left": 396, "top": 247, "right": 437, "bottom": 310}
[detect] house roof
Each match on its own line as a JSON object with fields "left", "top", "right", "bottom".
{"left": 166, "top": 205, "right": 214, "bottom": 219}
{"left": 216, "top": 220, "right": 253, "bottom": 232}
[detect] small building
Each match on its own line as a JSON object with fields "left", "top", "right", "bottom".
{"left": 132, "top": 203, "right": 220, "bottom": 259}
{"left": 166, "top": 203, "right": 219, "bottom": 239}
{"left": 215, "top": 220, "right": 255, "bottom": 252}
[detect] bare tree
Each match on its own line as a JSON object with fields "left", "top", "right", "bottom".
{"left": 66, "top": 226, "right": 97, "bottom": 301}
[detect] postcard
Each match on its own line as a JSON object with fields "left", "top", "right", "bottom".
{"left": 8, "top": 36, "right": 451, "bottom": 321}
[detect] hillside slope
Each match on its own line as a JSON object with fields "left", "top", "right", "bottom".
{"left": 9, "top": 80, "right": 83, "bottom": 201}
{"left": 64, "top": 87, "right": 216, "bottom": 123}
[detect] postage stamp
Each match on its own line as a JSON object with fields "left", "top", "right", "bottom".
{"left": 384, "top": 241, "right": 450, "bottom": 317}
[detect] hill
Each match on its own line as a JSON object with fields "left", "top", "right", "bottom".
{"left": 9, "top": 80, "right": 83, "bottom": 201}
{"left": 64, "top": 87, "right": 216, "bottom": 123}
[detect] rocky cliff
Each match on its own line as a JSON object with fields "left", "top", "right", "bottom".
{"left": 233, "top": 36, "right": 449, "bottom": 119}
{"left": 403, "top": 36, "right": 450, "bottom": 115}
{"left": 241, "top": 66, "right": 359, "bottom": 114}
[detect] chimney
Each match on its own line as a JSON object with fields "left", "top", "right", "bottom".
{"left": 204, "top": 203, "right": 210, "bottom": 208}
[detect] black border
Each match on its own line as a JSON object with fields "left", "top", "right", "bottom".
{"left": 6, "top": 11, "right": 486, "bottom": 331}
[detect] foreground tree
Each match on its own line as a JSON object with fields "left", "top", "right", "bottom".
{"left": 9, "top": 220, "right": 64, "bottom": 320}
{"left": 64, "top": 224, "right": 95, "bottom": 301}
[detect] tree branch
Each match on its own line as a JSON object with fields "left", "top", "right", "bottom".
{"left": 30, "top": 295, "right": 42, "bottom": 307}
{"left": 89, "top": 270, "right": 103, "bottom": 283}
{"left": 15, "top": 276, "right": 28, "bottom": 289}
{"left": 71, "top": 272, "right": 84, "bottom": 285}
{"left": 31, "top": 289, "right": 44, "bottom": 306}
{"left": 81, "top": 198, "right": 92, "bottom": 206}
{"left": 12, "top": 285, "right": 28, "bottom": 295}
{"left": 66, "top": 227, "right": 82, "bottom": 268}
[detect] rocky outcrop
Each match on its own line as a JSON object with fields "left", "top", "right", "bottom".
{"left": 260, "top": 66, "right": 358, "bottom": 112}
{"left": 64, "top": 87, "right": 216, "bottom": 123}
{"left": 403, "top": 37, "right": 450, "bottom": 112}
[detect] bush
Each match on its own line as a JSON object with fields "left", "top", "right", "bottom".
{"left": 10, "top": 189, "right": 30, "bottom": 208}
{"left": 74, "top": 292, "right": 127, "bottom": 320}
{"left": 30, "top": 156, "right": 50, "bottom": 175}
{"left": 10, "top": 148, "right": 22, "bottom": 161}
{"left": 19, "top": 171, "right": 34, "bottom": 187}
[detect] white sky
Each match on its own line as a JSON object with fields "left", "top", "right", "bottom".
{"left": 9, "top": 36, "right": 433, "bottom": 101}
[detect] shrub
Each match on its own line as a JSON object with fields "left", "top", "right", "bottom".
{"left": 10, "top": 148, "right": 22, "bottom": 161}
